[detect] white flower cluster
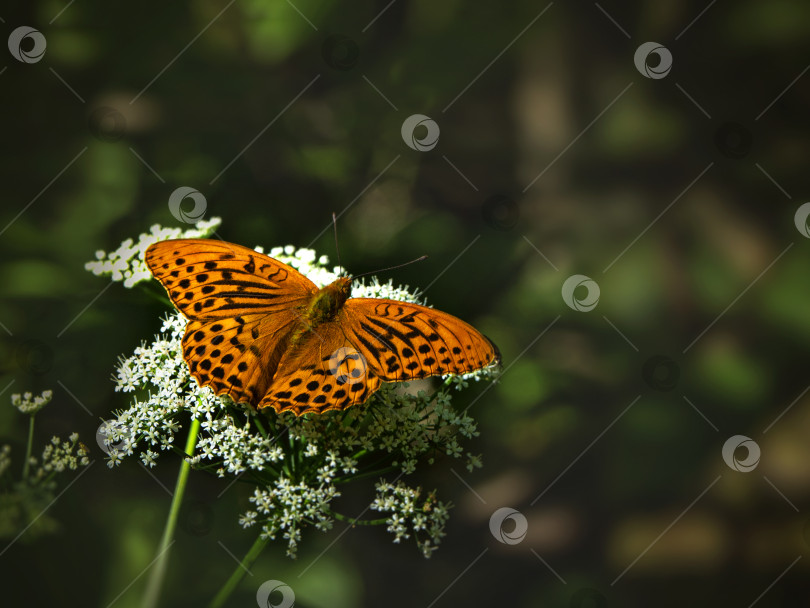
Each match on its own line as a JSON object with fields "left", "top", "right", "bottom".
{"left": 31, "top": 434, "right": 91, "bottom": 477}
{"left": 97, "top": 232, "right": 498, "bottom": 559}
{"left": 241, "top": 476, "right": 339, "bottom": 558}
{"left": 267, "top": 245, "right": 338, "bottom": 289}
{"left": 0, "top": 393, "right": 91, "bottom": 542}
{"left": 11, "top": 390, "right": 53, "bottom": 415}
{"left": 370, "top": 480, "right": 451, "bottom": 558}
{"left": 105, "top": 313, "right": 225, "bottom": 468}
{"left": 84, "top": 218, "right": 222, "bottom": 288}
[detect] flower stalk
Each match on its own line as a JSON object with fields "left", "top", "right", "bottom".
{"left": 141, "top": 417, "right": 201, "bottom": 608}
{"left": 21, "top": 415, "right": 35, "bottom": 482}
{"left": 208, "top": 534, "right": 269, "bottom": 608}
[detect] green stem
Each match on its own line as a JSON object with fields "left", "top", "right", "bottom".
{"left": 328, "top": 509, "right": 389, "bottom": 526}
{"left": 334, "top": 465, "right": 398, "bottom": 484}
{"left": 209, "top": 534, "right": 270, "bottom": 608}
{"left": 141, "top": 417, "right": 202, "bottom": 608}
{"left": 21, "top": 415, "right": 35, "bottom": 482}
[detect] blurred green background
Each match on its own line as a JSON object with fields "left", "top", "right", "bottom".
{"left": 2, "top": 0, "right": 810, "bottom": 606}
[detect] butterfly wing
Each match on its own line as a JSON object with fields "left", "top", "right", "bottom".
{"left": 257, "top": 322, "right": 381, "bottom": 415}
{"left": 340, "top": 299, "right": 500, "bottom": 381}
{"left": 145, "top": 239, "right": 317, "bottom": 320}
{"left": 145, "top": 239, "right": 318, "bottom": 406}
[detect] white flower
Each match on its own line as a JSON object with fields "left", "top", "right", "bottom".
{"left": 85, "top": 218, "right": 222, "bottom": 288}
{"left": 39, "top": 433, "right": 90, "bottom": 474}
{"left": 11, "top": 390, "right": 53, "bottom": 414}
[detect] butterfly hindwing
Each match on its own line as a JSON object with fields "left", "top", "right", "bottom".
{"left": 341, "top": 299, "right": 500, "bottom": 382}
{"left": 182, "top": 310, "right": 299, "bottom": 406}
{"left": 258, "top": 322, "right": 381, "bottom": 415}
{"left": 145, "top": 239, "right": 317, "bottom": 320}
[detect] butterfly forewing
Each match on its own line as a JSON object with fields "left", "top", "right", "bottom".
{"left": 341, "top": 299, "right": 500, "bottom": 382}
{"left": 145, "top": 239, "right": 317, "bottom": 320}
{"left": 146, "top": 239, "right": 317, "bottom": 406}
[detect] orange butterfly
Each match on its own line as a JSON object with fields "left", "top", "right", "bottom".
{"left": 145, "top": 239, "right": 500, "bottom": 416}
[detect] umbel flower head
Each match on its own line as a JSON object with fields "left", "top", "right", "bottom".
{"left": 11, "top": 390, "right": 53, "bottom": 415}
{"left": 91, "top": 222, "right": 499, "bottom": 558}
{"left": 0, "top": 391, "right": 90, "bottom": 541}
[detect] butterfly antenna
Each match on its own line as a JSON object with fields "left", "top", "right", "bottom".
{"left": 353, "top": 255, "right": 428, "bottom": 280}
{"left": 332, "top": 212, "right": 343, "bottom": 271}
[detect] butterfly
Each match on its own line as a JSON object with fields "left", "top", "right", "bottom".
{"left": 145, "top": 239, "right": 500, "bottom": 416}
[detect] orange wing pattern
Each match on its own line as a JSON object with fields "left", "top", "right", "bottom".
{"left": 145, "top": 239, "right": 316, "bottom": 406}
{"left": 258, "top": 322, "right": 381, "bottom": 415}
{"left": 145, "top": 238, "right": 499, "bottom": 416}
{"left": 145, "top": 239, "right": 317, "bottom": 320}
{"left": 341, "top": 299, "right": 500, "bottom": 382}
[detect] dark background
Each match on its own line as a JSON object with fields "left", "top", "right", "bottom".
{"left": 2, "top": 1, "right": 810, "bottom": 606}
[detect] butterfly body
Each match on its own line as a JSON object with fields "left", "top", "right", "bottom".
{"left": 305, "top": 277, "right": 351, "bottom": 326}
{"left": 145, "top": 239, "right": 499, "bottom": 416}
